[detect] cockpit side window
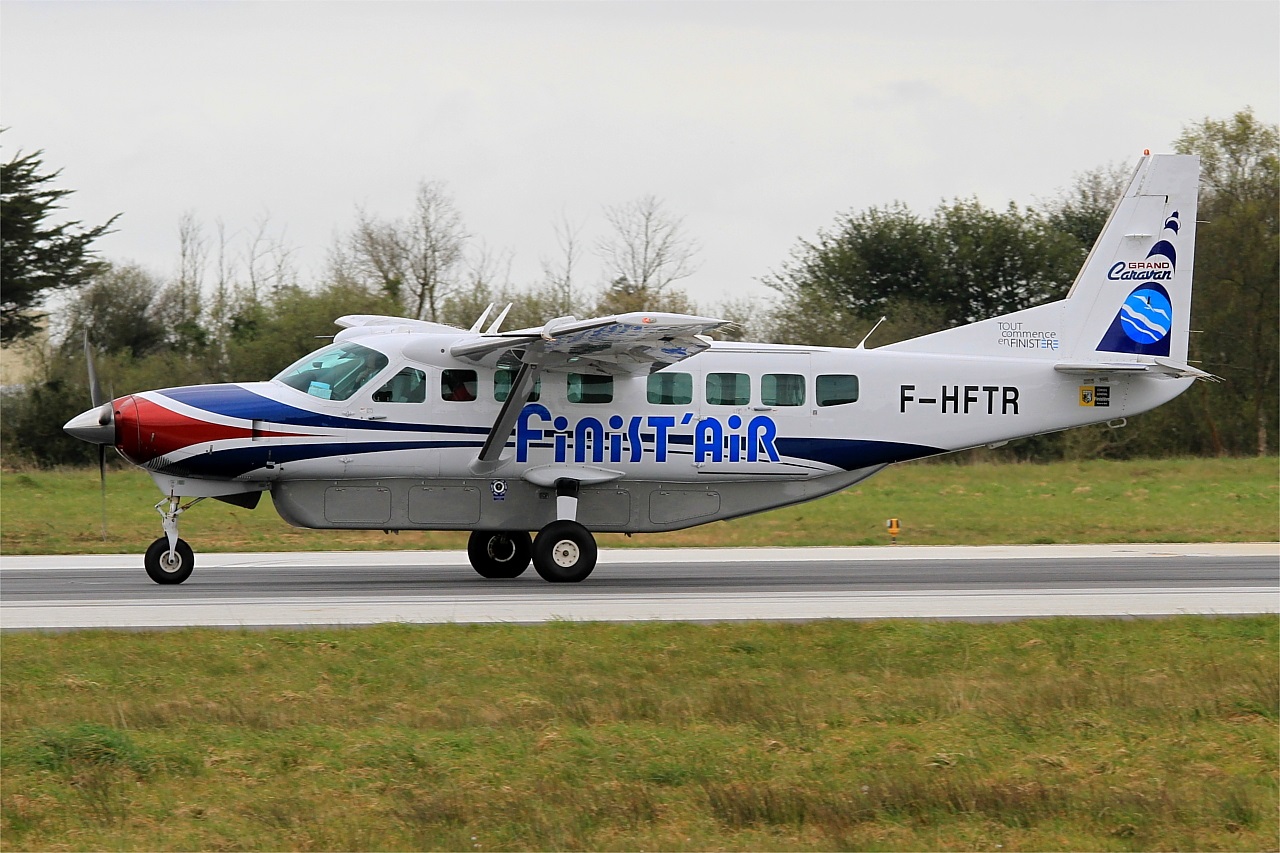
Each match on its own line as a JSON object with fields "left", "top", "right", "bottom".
{"left": 372, "top": 367, "right": 427, "bottom": 403}
{"left": 275, "top": 342, "right": 389, "bottom": 401}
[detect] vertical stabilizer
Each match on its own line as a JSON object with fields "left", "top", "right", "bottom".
{"left": 1062, "top": 153, "right": 1199, "bottom": 363}
{"left": 881, "top": 153, "right": 1200, "bottom": 365}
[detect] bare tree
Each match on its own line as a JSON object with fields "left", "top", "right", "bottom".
{"left": 207, "top": 218, "right": 235, "bottom": 337}
{"left": 154, "top": 212, "right": 209, "bottom": 350}
{"left": 337, "top": 181, "right": 469, "bottom": 322}
{"left": 540, "top": 210, "right": 585, "bottom": 316}
{"left": 466, "top": 241, "right": 514, "bottom": 295}
{"left": 595, "top": 195, "right": 699, "bottom": 313}
{"left": 175, "top": 211, "right": 207, "bottom": 297}
{"left": 406, "top": 181, "right": 468, "bottom": 321}
{"left": 243, "top": 213, "right": 297, "bottom": 300}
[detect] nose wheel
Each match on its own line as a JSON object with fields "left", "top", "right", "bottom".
{"left": 144, "top": 537, "right": 194, "bottom": 584}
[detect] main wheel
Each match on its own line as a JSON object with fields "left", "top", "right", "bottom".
{"left": 467, "top": 531, "right": 532, "bottom": 579}
{"left": 144, "top": 537, "right": 195, "bottom": 585}
{"left": 532, "top": 520, "right": 597, "bottom": 583}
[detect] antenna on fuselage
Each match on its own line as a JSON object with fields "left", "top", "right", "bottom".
{"left": 469, "top": 303, "right": 496, "bottom": 333}
{"left": 856, "top": 316, "right": 887, "bottom": 349}
{"left": 486, "top": 303, "right": 513, "bottom": 334}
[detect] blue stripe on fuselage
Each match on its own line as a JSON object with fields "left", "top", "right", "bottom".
{"left": 157, "top": 384, "right": 489, "bottom": 435}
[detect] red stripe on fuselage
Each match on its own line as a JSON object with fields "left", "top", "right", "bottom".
{"left": 114, "top": 395, "right": 302, "bottom": 465}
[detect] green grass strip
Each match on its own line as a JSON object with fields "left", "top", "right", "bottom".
{"left": 3, "top": 457, "right": 1277, "bottom": 554}
{"left": 2, "top": 617, "right": 1277, "bottom": 851}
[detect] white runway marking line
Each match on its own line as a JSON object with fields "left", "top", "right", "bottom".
{"left": 3, "top": 588, "right": 1275, "bottom": 630}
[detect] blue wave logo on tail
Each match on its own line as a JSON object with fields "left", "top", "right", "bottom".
{"left": 1097, "top": 212, "right": 1178, "bottom": 356}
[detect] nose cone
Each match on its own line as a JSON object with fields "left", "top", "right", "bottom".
{"left": 64, "top": 404, "right": 116, "bottom": 445}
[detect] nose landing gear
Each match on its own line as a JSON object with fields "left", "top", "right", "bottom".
{"left": 143, "top": 496, "right": 204, "bottom": 585}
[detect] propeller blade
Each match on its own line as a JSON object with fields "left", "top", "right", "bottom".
{"left": 84, "top": 331, "right": 105, "bottom": 409}
{"left": 83, "top": 331, "right": 111, "bottom": 540}
{"left": 81, "top": 332, "right": 115, "bottom": 432}
{"left": 98, "top": 444, "right": 108, "bottom": 541}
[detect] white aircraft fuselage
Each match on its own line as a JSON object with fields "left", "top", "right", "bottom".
{"left": 64, "top": 153, "right": 1210, "bottom": 584}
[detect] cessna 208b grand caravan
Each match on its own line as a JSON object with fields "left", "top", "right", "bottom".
{"left": 66, "top": 153, "right": 1213, "bottom": 584}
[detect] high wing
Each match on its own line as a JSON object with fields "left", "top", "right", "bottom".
{"left": 446, "top": 311, "right": 732, "bottom": 471}
{"left": 448, "top": 311, "right": 732, "bottom": 374}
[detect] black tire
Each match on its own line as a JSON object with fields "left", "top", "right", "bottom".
{"left": 532, "top": 520, "right": 597, "bottom": 583}
{"left": 467, "top": 530, "right": 532, "bottom": 579}
{"left": 144, "top": 537, "right": 195, "bottom": 585}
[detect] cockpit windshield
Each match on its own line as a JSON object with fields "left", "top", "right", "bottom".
{"left": 275, "top": 342, "right": 389, "bottom": 401}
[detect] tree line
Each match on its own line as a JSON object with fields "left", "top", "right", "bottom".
{"left": 1, "top": 109, "right": 1274, "bottom": 467}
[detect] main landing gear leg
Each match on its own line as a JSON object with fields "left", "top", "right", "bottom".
{"left": 531, "top": 479, "right": 597, "bottom": 583}
{"left": 144, "top": 495, "right": 203, "bottom": 585}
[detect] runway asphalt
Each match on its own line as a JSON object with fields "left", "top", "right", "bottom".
{"left": 2, "top": 543, "right": 1275, "bottom": 630}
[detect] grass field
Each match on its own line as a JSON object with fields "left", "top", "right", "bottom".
{"left": 2, "top": 617, "right": 1276, "bottom": 851}
{"left": 2, "top": 457, "right": 1277, "bottom": 555}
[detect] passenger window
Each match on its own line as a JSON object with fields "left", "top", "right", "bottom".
{"left": 762, "top": 373, "right": 805, "bottom": 407}
{"left": 567, "top": 373, "right": 613, "bottom": 404}
{"left": 706, "top": 372, "right": 749, "bottom": 406}
{"left": 817, "top": 374, "right": 859, "bottom": 406}
{"left": 494, "top": 367, "right": 541, "bottom": 402}
{"left": 372, "top": 367, "right": 427, "bottom": 403}
{"left": 441, "top": 369, "right": 478, "bottom": 402}
{"left": 647, "top": 372, "right": 692, "bottom": 405}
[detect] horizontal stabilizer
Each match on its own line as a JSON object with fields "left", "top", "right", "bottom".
{"left": 1052, "top": 361, "right": 1149, "bottom": 374}
{"left": 1054, "top": 359, "right": 1219, "bottom": 381}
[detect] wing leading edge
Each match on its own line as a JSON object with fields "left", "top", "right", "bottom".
{"left": 449, "top": 311, "right": 732, "bottom": 375}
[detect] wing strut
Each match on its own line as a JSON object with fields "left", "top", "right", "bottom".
{"left": 471, "top": 359, "right": 542, "bottom": 473}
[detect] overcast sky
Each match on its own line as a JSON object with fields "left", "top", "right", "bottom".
{"left": 3, "top": 1, "right": 1277, "bottom": 315}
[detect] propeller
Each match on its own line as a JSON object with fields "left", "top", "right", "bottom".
{"left": 65, "top": 332, "right": 115, "bottom": 540}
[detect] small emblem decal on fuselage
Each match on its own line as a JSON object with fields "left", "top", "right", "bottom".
{"left": 1079, "top": 386, "right": 1110, "bottom": 407}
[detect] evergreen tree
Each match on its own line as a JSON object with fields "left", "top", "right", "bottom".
{"left": 1, "top": 147, "right": 119, "bottom": 343}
